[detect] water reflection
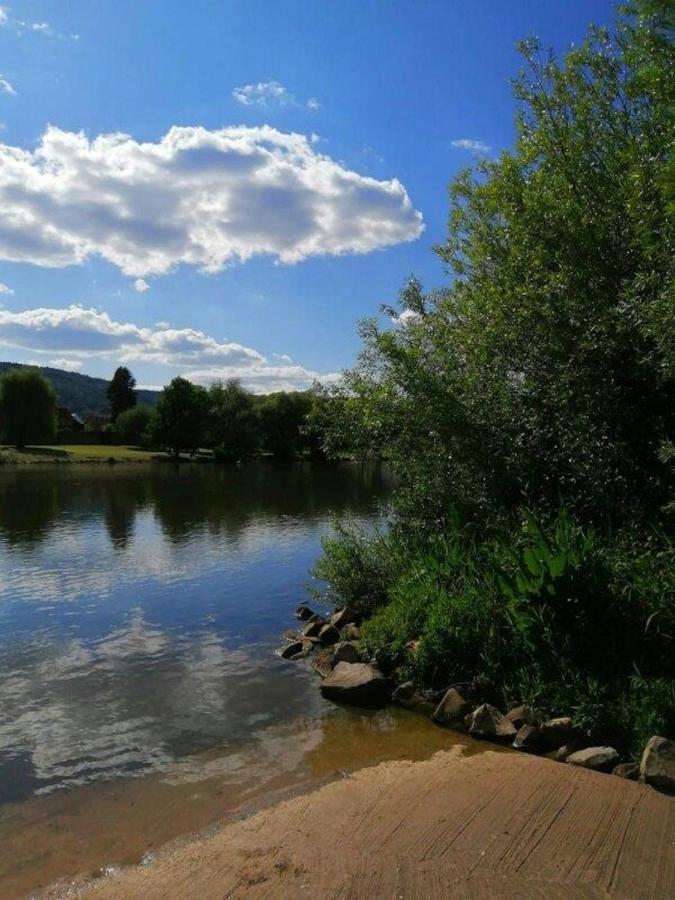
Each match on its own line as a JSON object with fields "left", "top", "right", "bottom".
{"left": 0, "top": 462, "right": 389, "bottom": 804}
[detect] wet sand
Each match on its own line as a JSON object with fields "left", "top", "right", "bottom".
{"left": 0, "top": 708, "right": 479, "bottom": 898}
{"left": 75, "top": 745, "right": 675, "bottom": 900}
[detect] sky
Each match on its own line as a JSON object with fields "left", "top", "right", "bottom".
{"left": 0, "top": 0, "right": 617, "bottom": 393}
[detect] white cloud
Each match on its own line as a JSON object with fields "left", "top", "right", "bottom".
{"left": 451, "top": 138, "right": 490, "bottom": 154}
{"left": 0, "top": 304, "right": 336, "bottom": 392}
{"left": 307, "top": 97, "right": 320, "bottom": 111}
{"left": 0, "top": 124, "right": 423, "bottom": 277}
{"left": 0, "top": 281, "right": 13, "bottom": 294}
{"left": 0, "top": 77, "right": 16, "bottom": 95}
{"left": 393, "top": 308, "right": 421, "bottom": 327}
{"left": 47, "top": 357, "right": 82, "bottom": 371}
{"left": 233, "top": 80, "right": 295, "bottom": 107}
{"left": 134, "top": 278, "right": 150, "bottom": 293}
{"left": 0, "top": 7, "right": 7, "bottom": 26}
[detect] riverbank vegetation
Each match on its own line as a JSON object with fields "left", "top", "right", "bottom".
{"left": 314, "top": 0, "right": 675, "bottom": 756}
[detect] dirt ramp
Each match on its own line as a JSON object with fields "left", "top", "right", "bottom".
{"left": 80, "top": 747, "right": 675, "bottom": 899}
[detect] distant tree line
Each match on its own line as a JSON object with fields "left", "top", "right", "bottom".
{"left": 0, "top": 363, "right": 326, "bottom": 461}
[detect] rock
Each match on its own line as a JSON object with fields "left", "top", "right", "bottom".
{"left": 313, "top": 647, "right": 335, "bottom": 677}
{"left": 540, "top": 717, "right": 578, "bottom": 748}
{"left": 567, "top": 746, "right": 620, "bottom": 773}
{"left": 432, "top": 688, "right": 470, "bottom": 726}
{"left": 279, "top": 640, "right": 312, "bottom": 660}
{"left": 469, "top": 704, "right": 517, "bottom": 741}
{"left": 512, "top": 724, "right": 546, "bottom": 754}
{"left": 320, "top": 662, "right": 388, "bottom": 708}
{"left": 548, "top": 742, "right": 582, "bottom": 763}
{"left": 613, "top": 762, "right": 640, "bottom": 781}
{"left": 342, "top": 623, "right": 360, "bottom": 641}
{"left": 330, "top": 607, "right": 359, "bottom": 630}
{"left": 640, "top": 736, "right": 675, "bottom": 792}
{"left": 318, "top": 623, "right": 340, "bottom": 646}
{"left": 302, "top": 618, "right": 326, "bottom": 639}
{"left": 332, "top": 641, "right": 360, "bottom": 665}
{"left": 392, "top": 681, "right": 415, "bottom": 703}
{"left": 295, "top": 604, "right": 314, "bottom": 621}
{"left": 283, "top": 629, "right": 301, "bottom": 643}
{"left": 505, "top": 705, "right": 534, "bottom": 730}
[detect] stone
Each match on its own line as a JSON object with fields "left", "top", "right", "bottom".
{"left": 283, "top": 629, "right": 301, "bottom": 643}
{"left": 548, "top": 742, "right": 582, "bottom": 763}
{"left": 432, "top": 688, "right": 470, "bottom": 726}
{"left": 567, "top": 746, "right": 620, "bottom": 773}
{"left": 302, "top": 618, "right": 326, "bottom": 639}
{"left": 540, "top": 717, "right": 578, "bottom": 748}
{"left": 391, "top": 681, "right": 416, "bottom": 703}
{"left": 469, "top": 704, "right": 517, "bottom": 741}
{"left": 279, "top": 640, "right": 312, "bottom": 660}
{"left": 613, "top": 762, "right": 640, "bottom": 781}
{"left": 343, "top": 623, "right": 361, "bottom": 641}
{"left": 295, "top": 604, "right": 314, "bottom": 621}
{"left": 330, "top": 606, "right": 359, "bottom": 630}
{"left": 320, "top": 662, "right": 388, "bottom": 708}
{"left": 313, "top": 647, "right": 335, "bottom": 677}
{"left": 640, "top": 736, "right": 675, "bottom": 792}
{"left": 318, "top": 623, "right": 340, "bottom": 646}
{"left": 512, "top": 724, "right": 546, "bottom": 753}
{"left": 505, "top": 705, "right": 534, "bottom": 730}
{"left": 332, "top": 641, "right": 360, "bottom": 665}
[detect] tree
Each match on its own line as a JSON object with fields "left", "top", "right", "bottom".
{"left": 258, "top": 392, "right": 313, "bottom": 460}
{"left": 107, "top": 367, "right": 137, "bottom": 421}
{"left": 207, "top": 379, "right": 258, "bottom": 462}
{"left": 113, "top": 403, "right": 155, "bottom": 446}
{"left": 321, "top": 0, "right": 675, "bottom": 526}
{"left": 153, "top": 377, "right": 209, "bottom": 456}
{"left": 0, "top": 368, "right": 57, "bottom": 448}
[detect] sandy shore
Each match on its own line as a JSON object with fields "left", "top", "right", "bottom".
{"left": 72, "top": 744, "right": 675, "bottom": 899}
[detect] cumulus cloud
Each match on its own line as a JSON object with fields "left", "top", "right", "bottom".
{"left": 0, "top": 304, "right": 337, "bottom": 392}
{"left": 0, "top": 281, "right": 13, "bottom": 294}
{"left": 134, "top": 278, "right": 150, "bottom": 293}
{"left": 0, "top": 124, "right": 422, "bottom": 276}
{"left": 451, "top": 138, "right": 490, "bottom": 154}
{"left": 0, "top": 76, "right": 16, "bottom": 95}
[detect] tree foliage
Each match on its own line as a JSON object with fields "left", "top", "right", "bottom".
{"left": 113, "top": 403, "right": 155, "bottom": 445}
{"left": 0, "top": 368, "right": 57, "bottom": 448}
{"left": 258, "top": 391, "right": 313, "bottom": 460}
{"left": 320, "top": 1, "right": 675, "bottom": 526}
{"left": 107, "top": 367, "right": 137, "bottom": 421}
{"left": 153, "top": 377, "right": 209, "bottom": 456}
{"left": 208, "top": 379, "right": 259, "bottom": 462}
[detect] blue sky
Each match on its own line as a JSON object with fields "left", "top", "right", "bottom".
{"left": 0, "top": 0, "right": 616, "bottom": 392}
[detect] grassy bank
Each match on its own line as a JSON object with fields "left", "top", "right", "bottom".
{"left": 315, "top": 512, "right": 675, "bottom": 758}
{"left": 0, "top": 444, "right": 186, "bottom": 463}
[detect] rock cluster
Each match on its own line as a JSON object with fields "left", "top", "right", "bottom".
{"left": 279, "top": 605, "right": 674, "bottom": 794}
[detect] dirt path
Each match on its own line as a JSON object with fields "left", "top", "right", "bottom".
{"left": 75, "top": 746, "right": 675, "bottom": 899}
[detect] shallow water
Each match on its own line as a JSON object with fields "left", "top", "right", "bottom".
{"left": 0, "top": 462, "right": 480, "bottom": 897}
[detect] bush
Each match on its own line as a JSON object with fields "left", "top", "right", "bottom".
{"left": 113, "top": 404, "right": 154, "bottom": 445}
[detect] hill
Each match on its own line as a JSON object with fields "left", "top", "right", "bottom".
{"left": 0, "top": 362, "right": 160, "bottom": 418}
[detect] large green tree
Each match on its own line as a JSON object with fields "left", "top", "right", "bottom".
{"left": 153, "top": 377, "right": 209, "bottom": 456}
{"left": 258, "top": 392, "right": 313, "bottom": 460}
{"left": 208, "top": 379, "right": 259, "bottom": 462}
{"left": 0, "top": 368, "right": 57, "bottom": 448}
{"left": 107, "top": 367, "right": 137, "bottom": 421}
{"left": 320, "top": 0, "right": 675, "bottom": 526}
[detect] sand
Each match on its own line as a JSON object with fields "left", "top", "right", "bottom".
{"left": 73, "top": 744, "right": 675, "bottom": 899}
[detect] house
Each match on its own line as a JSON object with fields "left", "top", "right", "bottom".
{"left": 83, "top": 414, "right": 112, "bottom": 432}
{"left": 57, "top": 407, "right": 85, "bottom": 432}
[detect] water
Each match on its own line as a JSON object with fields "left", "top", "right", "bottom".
{"left": 0, "top": 462, "right": 479, "bottom": 897}
{"left": 0, "top": 462, "right": 390, "bottom": 803}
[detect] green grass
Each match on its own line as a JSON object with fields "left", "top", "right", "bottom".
{"left": 0, "top": 444, "right": 167, "bottom": 463}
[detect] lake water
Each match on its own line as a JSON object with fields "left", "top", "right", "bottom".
{"left": 0, "top": 462, "right": 479, "bottom": 897}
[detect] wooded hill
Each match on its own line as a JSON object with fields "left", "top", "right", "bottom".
{"left": 0, "top": 362, "right": 160, "bottom": 417}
